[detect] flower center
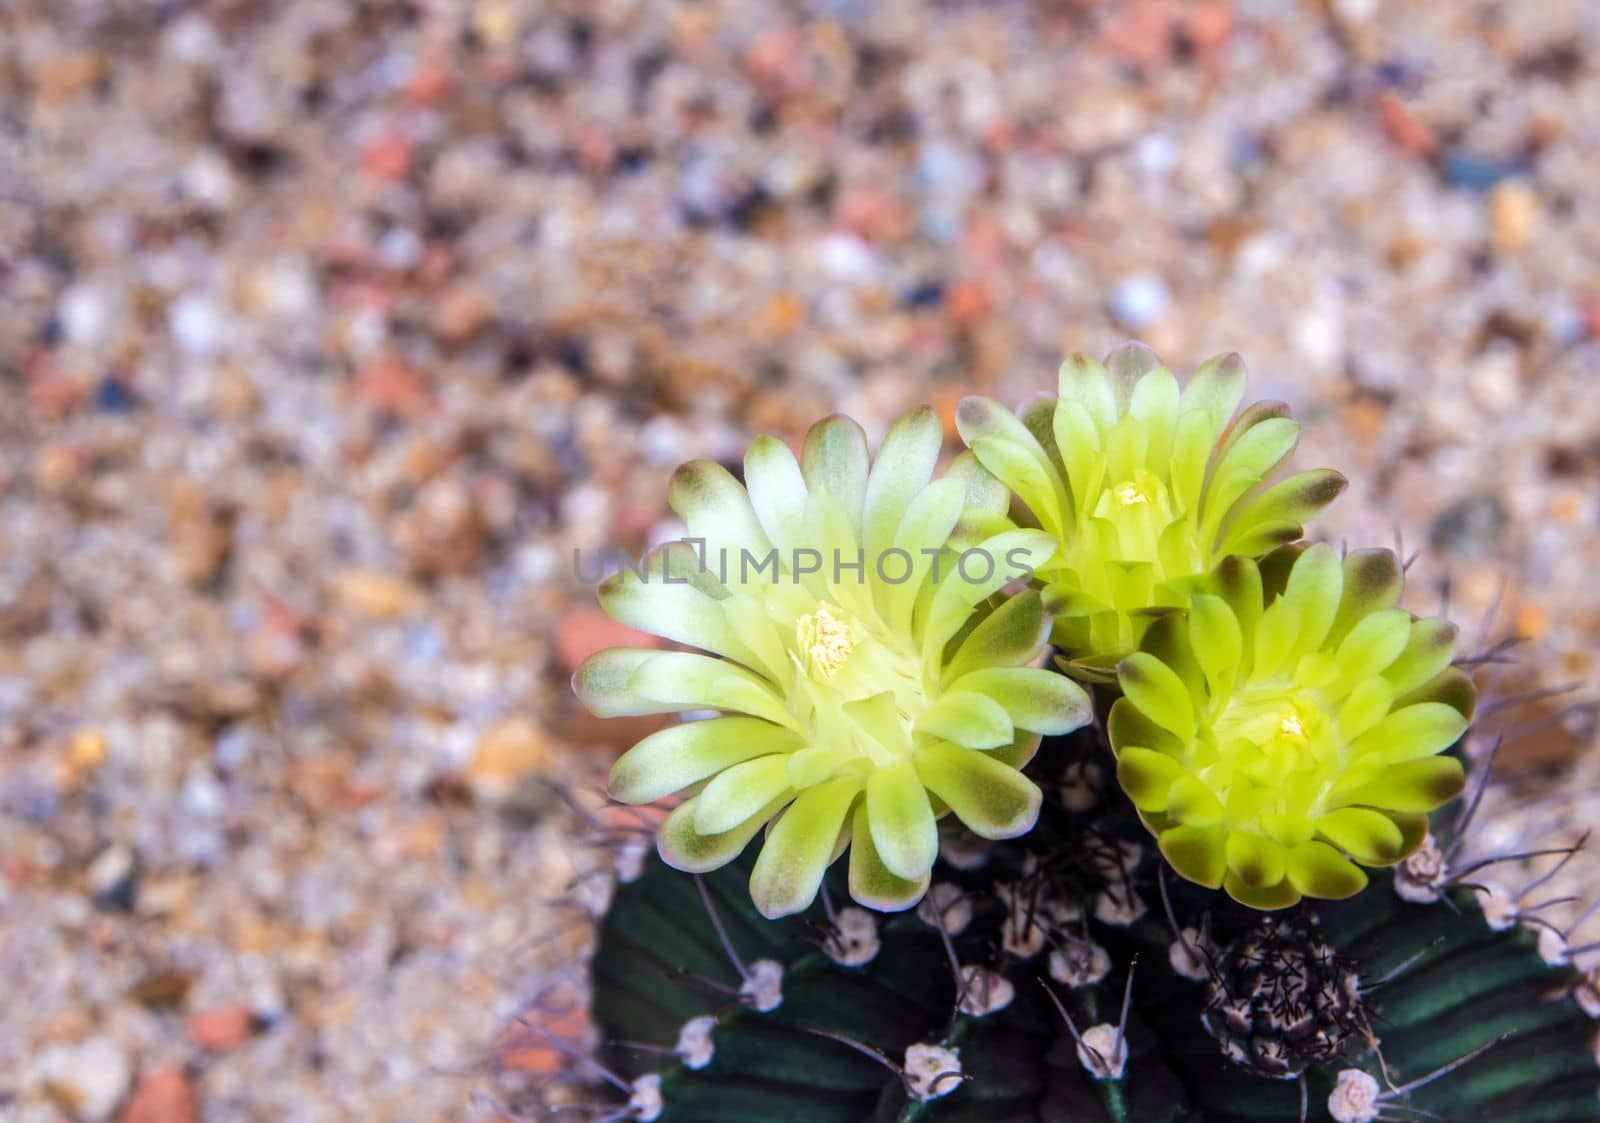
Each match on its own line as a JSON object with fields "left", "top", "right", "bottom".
{"left": 1278, "top": 709, "right": 1306, "bottom": 739}
{"left": 797, "top": 604, "right": 856, "bottom": 682}
{"left": 1201, "top": 687, "right": 1340, "bottom": 819}
{"left": 1114, "top": 482, "right": 1148, "bottom": 507}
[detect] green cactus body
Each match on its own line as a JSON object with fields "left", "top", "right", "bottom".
{"left": 569, "top": 348, "right": 1597, "bottom": 1123}
{"left": 589, "top": 730, "right": 1600, "bottom": 1123}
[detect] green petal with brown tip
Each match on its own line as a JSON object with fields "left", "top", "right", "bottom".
{"left": 1224, "top": 871, "right": 1302, "bottom": 910}
{"left": 749, "top": 778, "right": 862, "bottom": 919}
{"left": 1315, "top": 807, "right": 1407, "bottom": 865}
{"left": 1226, "top": 832, "right": 1289, "bottom": 889}
{"left": 800, "top": 414, "right": 870, "bottom": 522}
{"left": 608, "top": 718, "right": 802, "bottom": 805}
{"left": 1339, "top": 756, "right": 1466, "bottom": 813}
{"left": 659, "top": 792, "right": 792, "bottom": 874}
{"left": 914, "top": 743, "right": 1041, "bottom": 840}
{"left": 1285, "top": 840, "right": 1368, "bottom": 899}
{"left": 1116, "top": 747, "right": 1188, "bottom": 812}
{"left": 865, "top": 760, "right": 938, "bottom": 883}
{"left": 847, "top": 804, "right": 930, "bottom": 913}
{"left": 1118, "top": 652, "right": 1196, "bottom": 742}
{"left": 1160, "top": 824, "right": 1229, "bottom": 888}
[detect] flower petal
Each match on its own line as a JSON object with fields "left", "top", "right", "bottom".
{"left": 1166, "top": 775, "right": 1225, "bottom": 826}
{"left": 1211, "top": 554, "right": 1264, "bottom": 661}
{"left": 1382, "top": 618, "right": 1461, "bottom": 698}
{"left": 626, "top": 651, "right": 795, "bottom": 727}
{"left": 598, "top": 548, "right": 749, "bottom": 663}
{"left": 1057, "top": 351, "right": 1118, "bottom": 430}
{"left": 944, "top": 590, "right": 1051, "bottom": 681}
{"left": 863, "top": 406, "right": 943, "bottom": 557}
{"left": 669, "top": 459, "right": 771, "bottom": 568}
{"left": 749, "top": 778, "right": 862, "bottom": 918}
{"left": 847, "top": 804, "right": 930, "bottom": 912}
{"left": 1335, "top": 677, "right": 1396, "bottom": 742}
{"left": 659, "top": 792, "right": 790, "bottom": 874}
{"left": 1107, "top": 695, "right": 1185, "bottom": 757}
{"left": 1202, "top": 412, "right": 1299, "bottom": 544}
{"left": 916, "top": 692, "right": 1015, "bottom": 750}
{"left": 1127, "top": 364, "right": 1180, "bottom": 477}
{"left": 694, "top": 755, "right": 796, "bottom": 836}
{"left": 945, "top": 667, "right": 1093, "bottom": 735}
{"left": 1179, "top": 352, "right": 1248, "bottom": 430}
{"left": 573, "top": 647, "right": 667, "bottom": 717}
{"left": 1336, "top": 756, "right": 1465, "bottom": 813}
{"left": 1329, "top": 549, "right": 1404, "bottom": 644}
{"left": 866, "top": 760, "right": 938, "bottom": 882}
{"left": 1117, "top": 652, "right": 1196, "bottom": 743}
{"left": 608, "top": 717, "right": 802, "bottom": 804}
{"left": 1315, "top": 807, "right": 1406, "bottom": 866}
{"left": 957, "top": 395, "right": 1068, "bottom": 536}
{"left": 946, "top": 450, "right": 1011, "bottom": 518}
{"left": 922, "top": 529, "right": 1058, "bottom": 662}
{"left": 1115, "top": 746, "right": 1187, "bottom": 812}
{"left": 913, "top": 742, "right": 1041, "bottom": 840}
{"left": 1188, "top": 595, "right": 1241, "bottom": 696}
{"left": 1352, "top": 702, "right": 1470, "bottom": 763}
{"left": 1334, "top": 609, "right": 1413, "bottom": 682}
{"left": 801, "top": 415, "right": 869, "bottom": 527}
{"left": 884, "top": 477, "right": 966, "bottom": 633}
{"left": 1224, "top": 871, "right": 1302, "bottom": 910}
{"left": 1160, "top": 824, "right": 1228, "bottom": 888}
{"left": 744, "top": 435, "right": 809, "bottom": 555}
{"left": 1276, "top": 542, "right": 1342, "bottom": 656}
{"left": 1285, "top": 840, "right": 1368, "bottom": 899}
{"left": 1219, "top": 469, "right": 1346, "bottom": 558}
{"left": 1226, "top": 831, "right": 1288, "bottom": 889}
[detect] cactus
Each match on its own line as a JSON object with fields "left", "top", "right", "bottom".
{"left": 556, "top": 347, "right": 1600, "bottom": 1123}
{"left": 583, "top": 722, "right": 1598, "bottom": 1122}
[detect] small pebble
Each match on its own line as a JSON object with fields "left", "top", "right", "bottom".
{"left": 119, "top": 1066, "right": 198, "bottom": 1123}
{"left": 1110, "top": 273, "right": 1171, "bottom": 329}
{"left": 1489, "top": 181, "right": 1540, "bottom": 253}
{"left": 186, "top": 1004, "right": 255, "bottom": 1051}
{"left": 32, "top": 1037, "right": 132, "bottom": 1122}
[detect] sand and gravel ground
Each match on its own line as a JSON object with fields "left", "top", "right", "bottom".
{"left": 2, "top": 1, "right": 1598, "bottom": 1120}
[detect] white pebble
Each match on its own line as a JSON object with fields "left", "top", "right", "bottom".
{"left": 1110, "top": 273, "right": 1171, "bottom": 329}
{"left": 30, "top": 1038, "right": 132, "bottom": 1122}
{"left": 182, "top": 150, "right": 237, "bottom": 208}
{"left": 170, "top": 292, "right": 229, "bottom": 358}
{"left": 59, "top": 284, "right": 111, "bottom": 347}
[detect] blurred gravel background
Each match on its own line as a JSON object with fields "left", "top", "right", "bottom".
{"left": 2, "top": 1, "right": 1599, "bottom": 1120}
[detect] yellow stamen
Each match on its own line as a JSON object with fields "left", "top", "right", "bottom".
{"left": 1279, "top": 711, "right": 1306, "bottom": 739}
{"left": 797, "top": 604, "right": 855, "bottom": 681}
{"left": 1114, "top": 483, "right": 1147, "bottom": 507}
